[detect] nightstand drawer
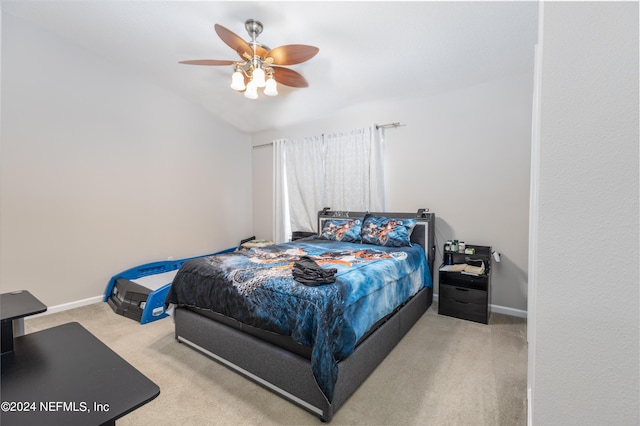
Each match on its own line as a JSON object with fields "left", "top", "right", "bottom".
{"left": 438, "top": 298, "right": 488, "bottom": 324}
{"left": 439, "top": 285, "right": 486, "bottom": 305}
{"left": 439, "top": 271, "right": 488, "bottom": 290}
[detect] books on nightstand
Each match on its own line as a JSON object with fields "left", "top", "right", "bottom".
{"left": 440, "top": 260, "right": 485, "bottom": 275}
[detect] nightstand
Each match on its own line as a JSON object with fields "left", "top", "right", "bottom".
{"left": 438, "top": 244, "right": 491, "bottom": 324}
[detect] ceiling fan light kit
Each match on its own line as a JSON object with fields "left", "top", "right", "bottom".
{"left": 264, "top": 76, "right": 278, "bottom": 96}
{"left": 180, "top": 19, "right": 318, "bottom": 100}
{"left": 230, "top": 67, "right": 246, "bottom": 91}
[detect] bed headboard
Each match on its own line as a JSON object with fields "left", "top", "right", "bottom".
{"left": 317, "top": 209, "right": 436, "bottom": 277}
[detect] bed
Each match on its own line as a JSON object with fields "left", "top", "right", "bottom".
{"left": 165, "top": 210, "right": 435, "bottom": 422}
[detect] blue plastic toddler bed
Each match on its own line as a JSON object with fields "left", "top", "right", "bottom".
{"left": 104, "top": 248, "right": 235, "bottom": 324}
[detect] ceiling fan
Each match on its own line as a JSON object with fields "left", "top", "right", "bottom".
{"left": 180, "top": 19, "right": 319, "bottom": 99}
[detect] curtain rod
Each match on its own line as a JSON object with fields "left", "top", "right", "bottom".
{"left": 375, "top": 122, "right": 405, "bottom": 129}
{"left": 253, "top": 141, "right": 274, "bottom": 148}
{"left": 252, "top": 122, "right": 406, "bottom": 148}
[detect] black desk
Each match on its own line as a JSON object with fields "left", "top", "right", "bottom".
{"left": 1, "top": 290, "right": 47, "bottom": 353}
{"left": 1, "top": 322, "right": 160, "bottom": 425}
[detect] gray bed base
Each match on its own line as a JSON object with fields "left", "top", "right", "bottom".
{"left": 173, "top": 210, "right": 435, "bottom": 422}
{"left": 175, "top": 286, "right": 432, "bottom": 422}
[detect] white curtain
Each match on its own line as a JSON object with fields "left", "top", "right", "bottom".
{"left": 368, "top": 126, "right": 387, "bottom": 211}
{"left": 272, "top": 139, "right": 289, "bottom": 244}
{"left": 273, "top": 125, "right": 386, "bottom": 243}
{"left": 284, "top": 135, "right": 325, "bottom": 237}
{"left": 324, "top": 126, "right": 387, "bottom": 212}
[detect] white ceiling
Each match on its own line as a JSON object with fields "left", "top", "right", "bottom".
{"left": 2, "top": 1, "right": 539, "bottom": 134}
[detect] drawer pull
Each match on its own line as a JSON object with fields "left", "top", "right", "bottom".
{"left": 455, "top": 287, "right": 469, "bottom": 292}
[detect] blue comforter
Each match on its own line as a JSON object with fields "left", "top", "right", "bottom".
{"left": 165, "top": 239, "right": 431, "bottom": 403}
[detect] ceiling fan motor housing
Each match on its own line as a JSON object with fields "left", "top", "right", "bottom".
{"left": 245, "top": 19, "right": 263, "bottom": 41}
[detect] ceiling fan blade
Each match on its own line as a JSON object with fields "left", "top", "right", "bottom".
{"left": 267, "top": 45, "right": 319, "bottom": 65}
{"left": 272, "top": 66, "right": 309, "bottom": 88}
{"left": 179, "top": 59, "right": 236, "bottom": 66}
{"left": 215, "top": 23, "right": 252, "bottom": 58}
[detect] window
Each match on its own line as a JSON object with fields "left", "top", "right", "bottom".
{"left": 273, "top": 125, "right": 386, "bottom": 243}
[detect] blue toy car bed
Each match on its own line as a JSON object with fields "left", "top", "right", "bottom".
{"left": 104, "top": 249, "right": 234, "bottom": 324}
{"left": 104, "top": 236, "right": 271, "bottom": 324}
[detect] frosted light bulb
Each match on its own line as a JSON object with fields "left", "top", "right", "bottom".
{"left": 264, "top": 77, "right": 278, "bottom": 96}
{"left": 244, "top": 80, "right": 258, "bottom": 99}
{"left": 252, "top": 67, "right": 266, "bottom": 88}
{"left": 230, "top": 71, "right": 245, "bottom": 91}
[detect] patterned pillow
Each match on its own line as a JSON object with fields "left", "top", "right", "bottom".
{"left": 319, "top": 219, "right": 362, "bottom": 243}
{"left": 361, "top": 216, "right": 417, "bottom": 247}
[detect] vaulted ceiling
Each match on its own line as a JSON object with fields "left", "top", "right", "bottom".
{"left": 1, "top": 1, "right": 539, "bottom": 134}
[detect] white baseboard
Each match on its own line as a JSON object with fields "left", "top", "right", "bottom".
{"left": 491, "top": 303, "right": 528, "bottom": 318}
{"left": 528, "top": 387, "right": 533, "bottom": 426}
{"left": 433, "top": 293, "right": 528, "bottom": 319}
{"left": 30, "top": 295, "right": 104, "bottom": 318}
{"left": 33, "top": 293, "right": 528, "bottom": 320}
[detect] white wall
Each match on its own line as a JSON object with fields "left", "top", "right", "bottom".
{"left": 0, "top": 13, "right": 252, "bottom": 307}
{"left": 252, "top": 72, "right": 533, "bottom": 313}
{"left": 530, "top": 2, "right": 639, "bottom": 424}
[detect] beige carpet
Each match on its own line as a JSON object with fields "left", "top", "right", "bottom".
{"left": 24, "top": 302, "right": 527, "bottom": 425}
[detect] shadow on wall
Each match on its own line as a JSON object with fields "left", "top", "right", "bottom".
{"left": 432, "top": 217, "right": 454, "bottom": 294}
{"left": 491, "top": 253, "right": 528, "bottom": 308}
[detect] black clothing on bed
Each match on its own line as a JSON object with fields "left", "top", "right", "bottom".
{"left": 292, "top": 256, "right": 337, "bottom": 285}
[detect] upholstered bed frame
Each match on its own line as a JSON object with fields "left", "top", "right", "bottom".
{"left": 173, "top": 210, "right": 435, "bottom": 422}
